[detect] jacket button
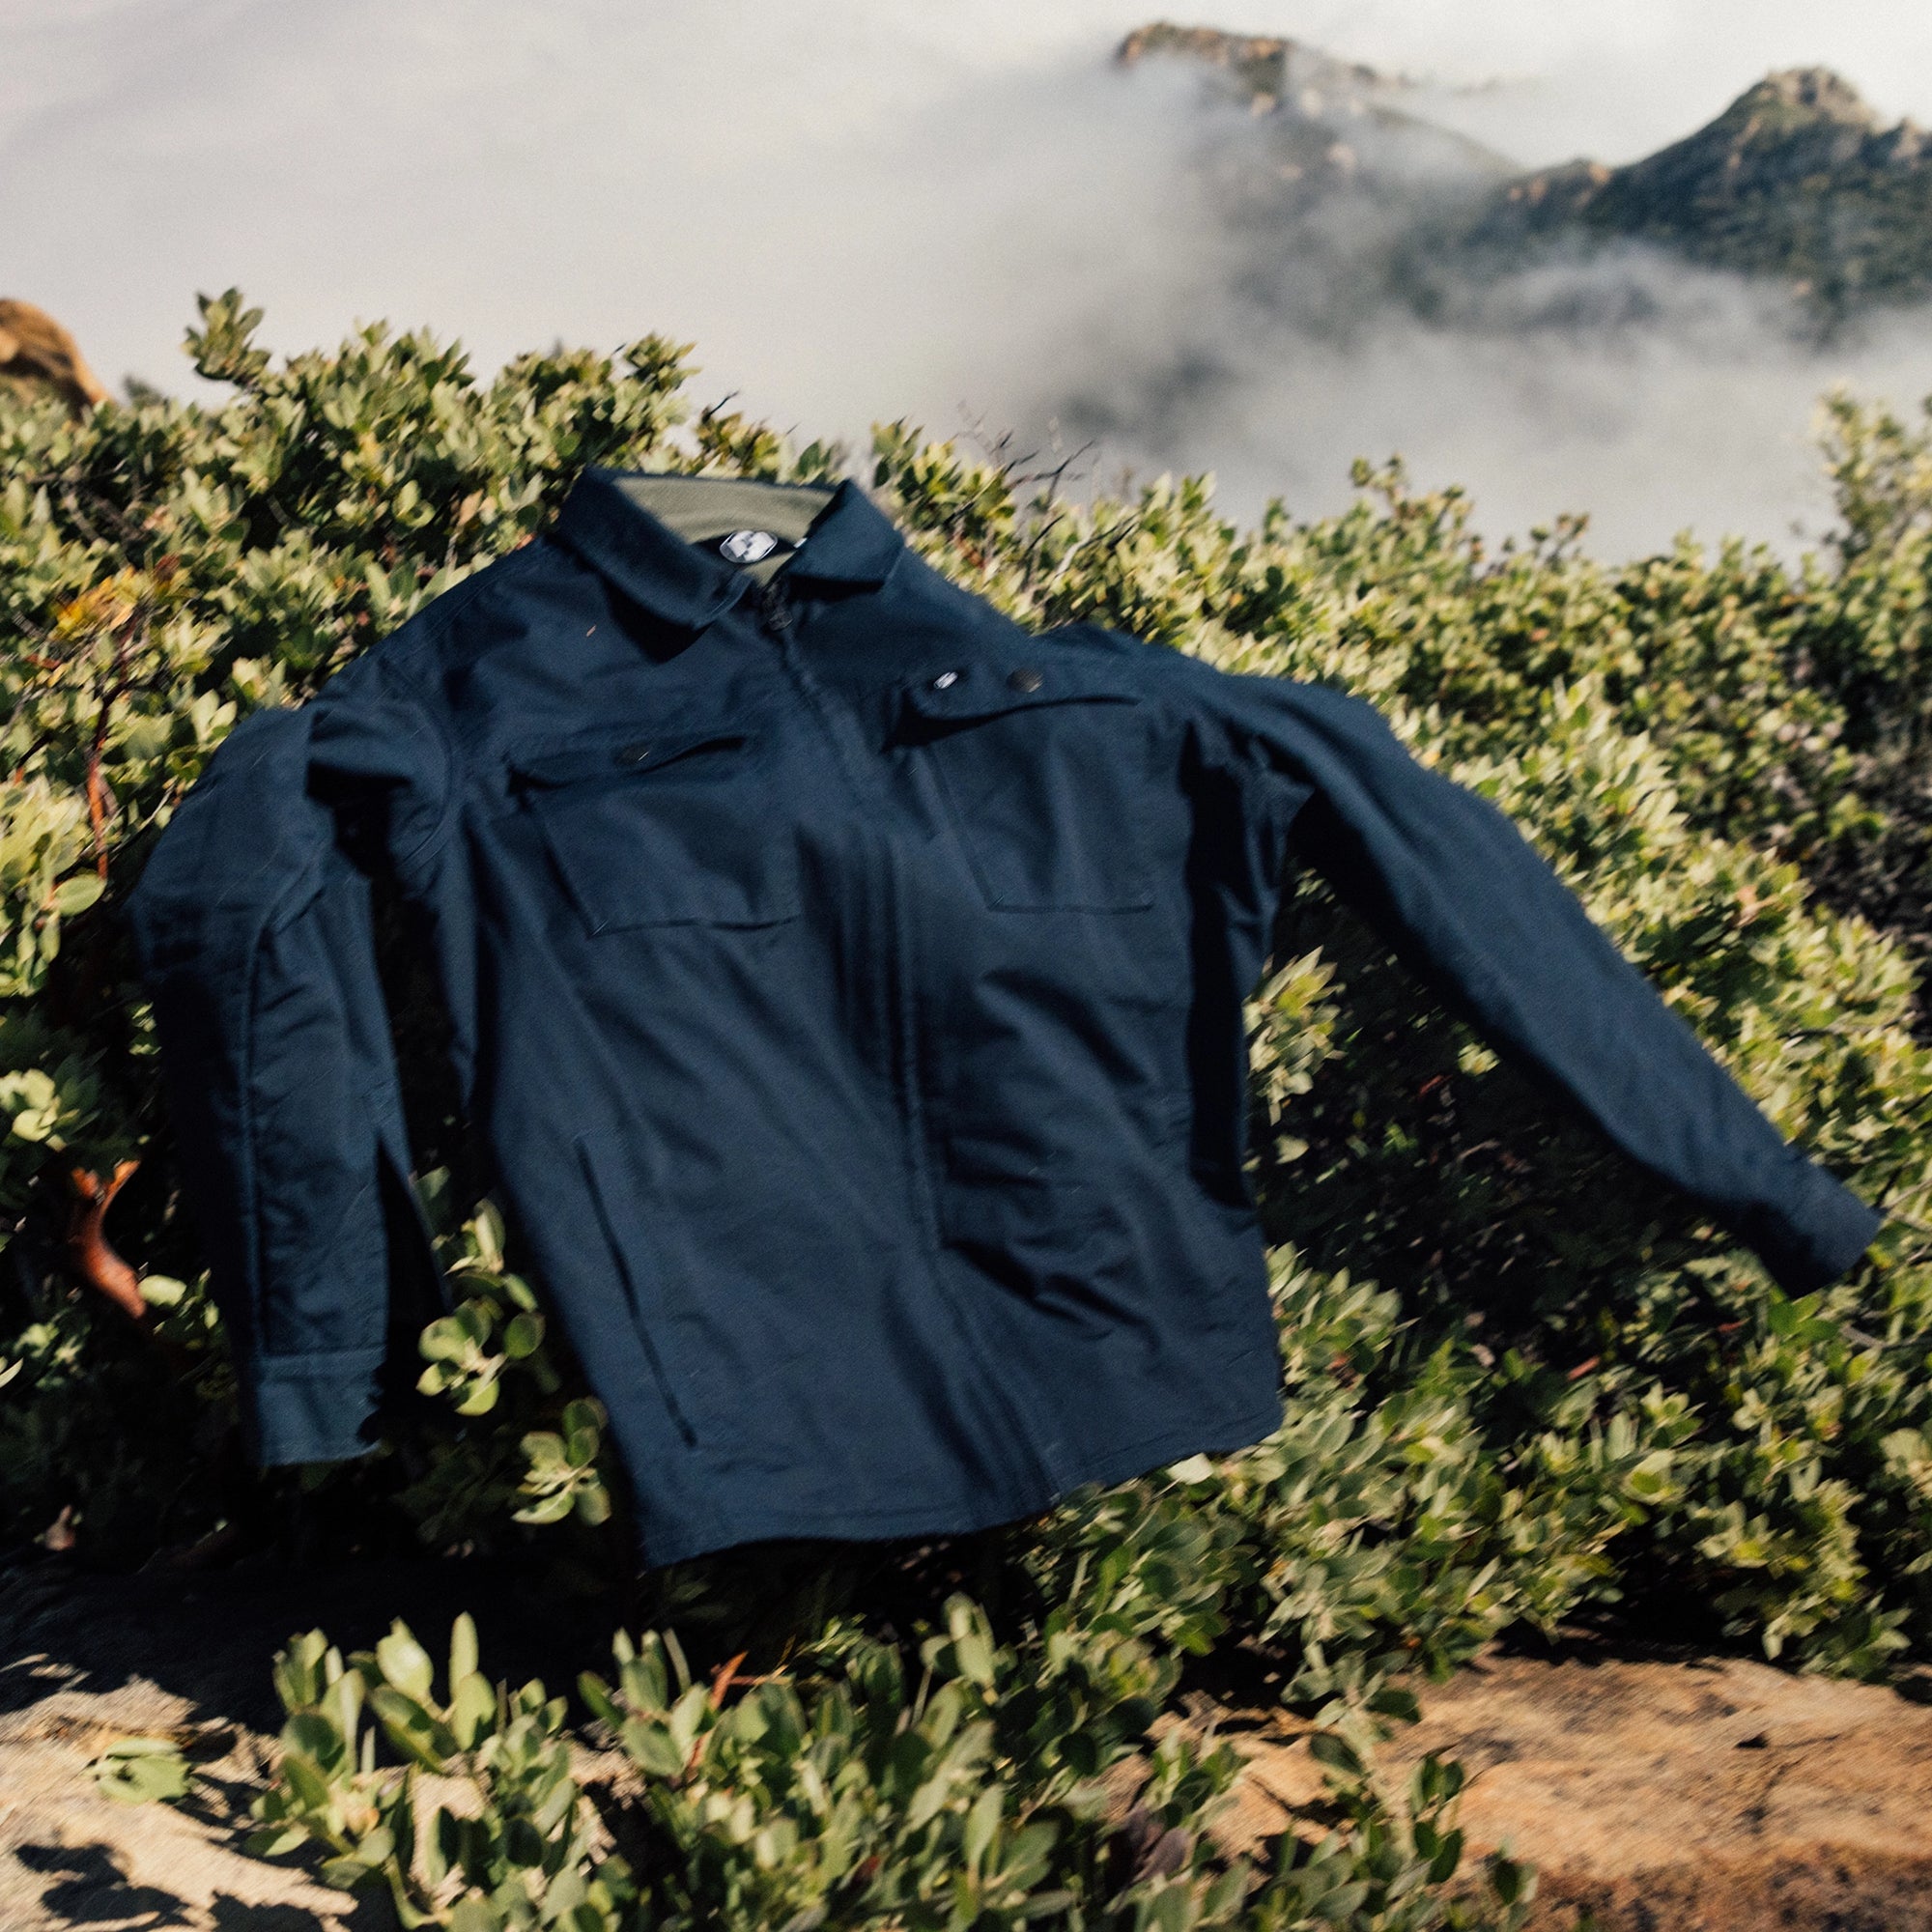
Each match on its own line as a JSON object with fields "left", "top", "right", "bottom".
{"left": 931, "top": 669, "right": 960, "bottom": 689}
{"left": 1008, "top": 666, "right": 1043, "bottom": 693}
{"left": 616, "top": 741, "right": 653, "bottom": 764}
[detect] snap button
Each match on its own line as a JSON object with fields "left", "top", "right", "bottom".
{"left": 931, "top": 669, "right": 961, "bottom": 690}
{"left": 719, "top": 529, "right": 779, "bottom": 564}
{"left": 1007, "top": 666, "right": 1043, "bottom": 693}
{"left": 615, "top": 741, "right": 653, "bottom": 765}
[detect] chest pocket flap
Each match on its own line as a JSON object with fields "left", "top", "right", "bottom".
{"left": 507, "top": 723, "right": 800, "bottom": 932}
{"left": 896, "top": 656, "right": 1160, "bottom": 912}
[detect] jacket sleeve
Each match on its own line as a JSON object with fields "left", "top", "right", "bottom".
{"left": 122, "top": 649, "right": 451, "bottom": 1464}
{"left": 1169, "top": 658, "right": 1883, "bottom": 1293}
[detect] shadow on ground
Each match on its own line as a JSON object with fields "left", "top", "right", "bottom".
{"left": 0, "top": 1550, "right": 611, "bottom": 1931}
{"left": 6, "top": 1553, "right": 1932, "bottom": 1929}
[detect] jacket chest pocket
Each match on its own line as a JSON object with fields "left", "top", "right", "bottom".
{"left": 898, "top": 660, "right": 1159, "bottom": 912}
{"left": 508, "top": 725, "right": 800, "bottom": 933}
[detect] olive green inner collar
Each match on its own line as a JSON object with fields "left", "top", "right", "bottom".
{"left": 611, "top": 475, "right": 838, "bottom": 583}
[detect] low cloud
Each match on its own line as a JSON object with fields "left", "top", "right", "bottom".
{"left": 7, "top": 1, "right": 1932, "bottom": 559}
{"left": 1010, "top": 70, "right": 1932, "bottom": 556}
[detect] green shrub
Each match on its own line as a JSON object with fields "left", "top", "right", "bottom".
{"left": 12, "top": 294, "right": 1932, "bottom": 1922}
{"left": 238, "top": 1605, "right": 1529, "bottom": 1931}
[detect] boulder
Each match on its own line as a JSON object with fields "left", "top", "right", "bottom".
{"left": 0, "top": 302, "right": 107, "bottom": 412}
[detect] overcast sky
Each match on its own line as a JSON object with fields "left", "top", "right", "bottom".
{"left": 9, "top": 1, "right": 1932, "bottom": 557}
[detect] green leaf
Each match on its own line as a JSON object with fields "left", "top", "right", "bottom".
{"left": 1307, "top": 1732, "right": 1366, "bottom": 1779}
{"left": 1368, "top": 1685, "right": 1421, "bottom": 1725}
{"left": 450, "top": 1672, "right": 497, "bottom": 1750}
{"left": 376, "top": 1624, "right": 436, "bottom": 1701}
{"left": 578, "top": 1673, "right": 621, "bottom": 1730}
{"left": 1427, "top": 1824, "right": 1465, "bottom": 1885}
{"left": 367, "top": 1686, "right": 458, "bottom": 1772}
{"left": 448, "top": 1613, "right": 478, "bottom": 1690}
{"left": 560, "top": 1396, "right": 606, "bottom": 1439}
{"left": 49, "top": 873, "right": 105, "bottom": 917}
{"left": 452, "top": 1374, "right": 501, "bottom": 1416}
{"left": 502, "top": 1311, "right": 545, "bottom": 1358}
{"left": 1488, "top": 1852, "right": 1532, "bottom": 1908}
{"left": 963, "top": 1785, "right": 1002, "bottom": 1873}
{"left": 419, "top": 1316, "right": 475, "bottom": 1363}
{"left": 279, "top": 1750, "right": 333, "bottom": 1811}
{"left": 91, "top": 1739, "right": 192, "bottom": 1804}
{"left": 619, "top": 1716, "right": 687, "bottom": 1781}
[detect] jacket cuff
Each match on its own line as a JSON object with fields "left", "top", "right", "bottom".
{"left": 243, "top": 1347, "right": 387, "bottom": 1465}
{"left": 1738, "top": 1152, "right": 1885, "bottom": 1295}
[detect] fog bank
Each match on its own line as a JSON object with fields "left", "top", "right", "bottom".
{"left": 8, "top": 1, "right": 1932, "bottom": 558}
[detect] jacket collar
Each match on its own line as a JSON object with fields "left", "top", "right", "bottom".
{"left": 553, "top": 468, "right": 904, "bottom": 630}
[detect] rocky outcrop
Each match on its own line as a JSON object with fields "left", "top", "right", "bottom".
{"left": 0, "top": 302, "right": 107, "bottom": 413}
{"left": 1116, "top": 20, "right": 1394, "bottom": 119}
{"left": 1212, "top": 1645, "right": 1932, "bottom": 1932}
{"left": 1119, "top": 32, "right": 1932, "bottom": 318}
{"left": 1472, "top": 69, "right": 1932, "bottom": 309}
{"left": 1117, "top": 22, "right": 1296, "bottom": 71}
{"left": 1115, "top": 17, "right": 1508, "bottom": 237}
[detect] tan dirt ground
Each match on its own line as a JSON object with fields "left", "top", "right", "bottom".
{"left": 1214, "top": 1648, "right": 1932, "bottom": 1930}
{"left": 4, "top": 1558, "right": 1932, "bottom": 1929}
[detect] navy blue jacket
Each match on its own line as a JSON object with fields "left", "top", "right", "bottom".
{"left": 123, "top": 469, "right": 1885, "bottom": 1565}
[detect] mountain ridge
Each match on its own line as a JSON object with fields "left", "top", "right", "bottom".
{"left": 1480, "top": 67, "right": 1932, "bottom": 306}
{"left": 1120, "top": 26, "right": 1932, "bottom": 317}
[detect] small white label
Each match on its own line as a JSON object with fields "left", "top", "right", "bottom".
{"left": 720, "top": 529, "right": 780, "bottom": 564}
{"left": 932, "top": 669, "right": 960, "bottom": 689}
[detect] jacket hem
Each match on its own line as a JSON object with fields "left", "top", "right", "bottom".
{"left": 633, "top": 1394, "right": 1287, "bottom": 1569}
